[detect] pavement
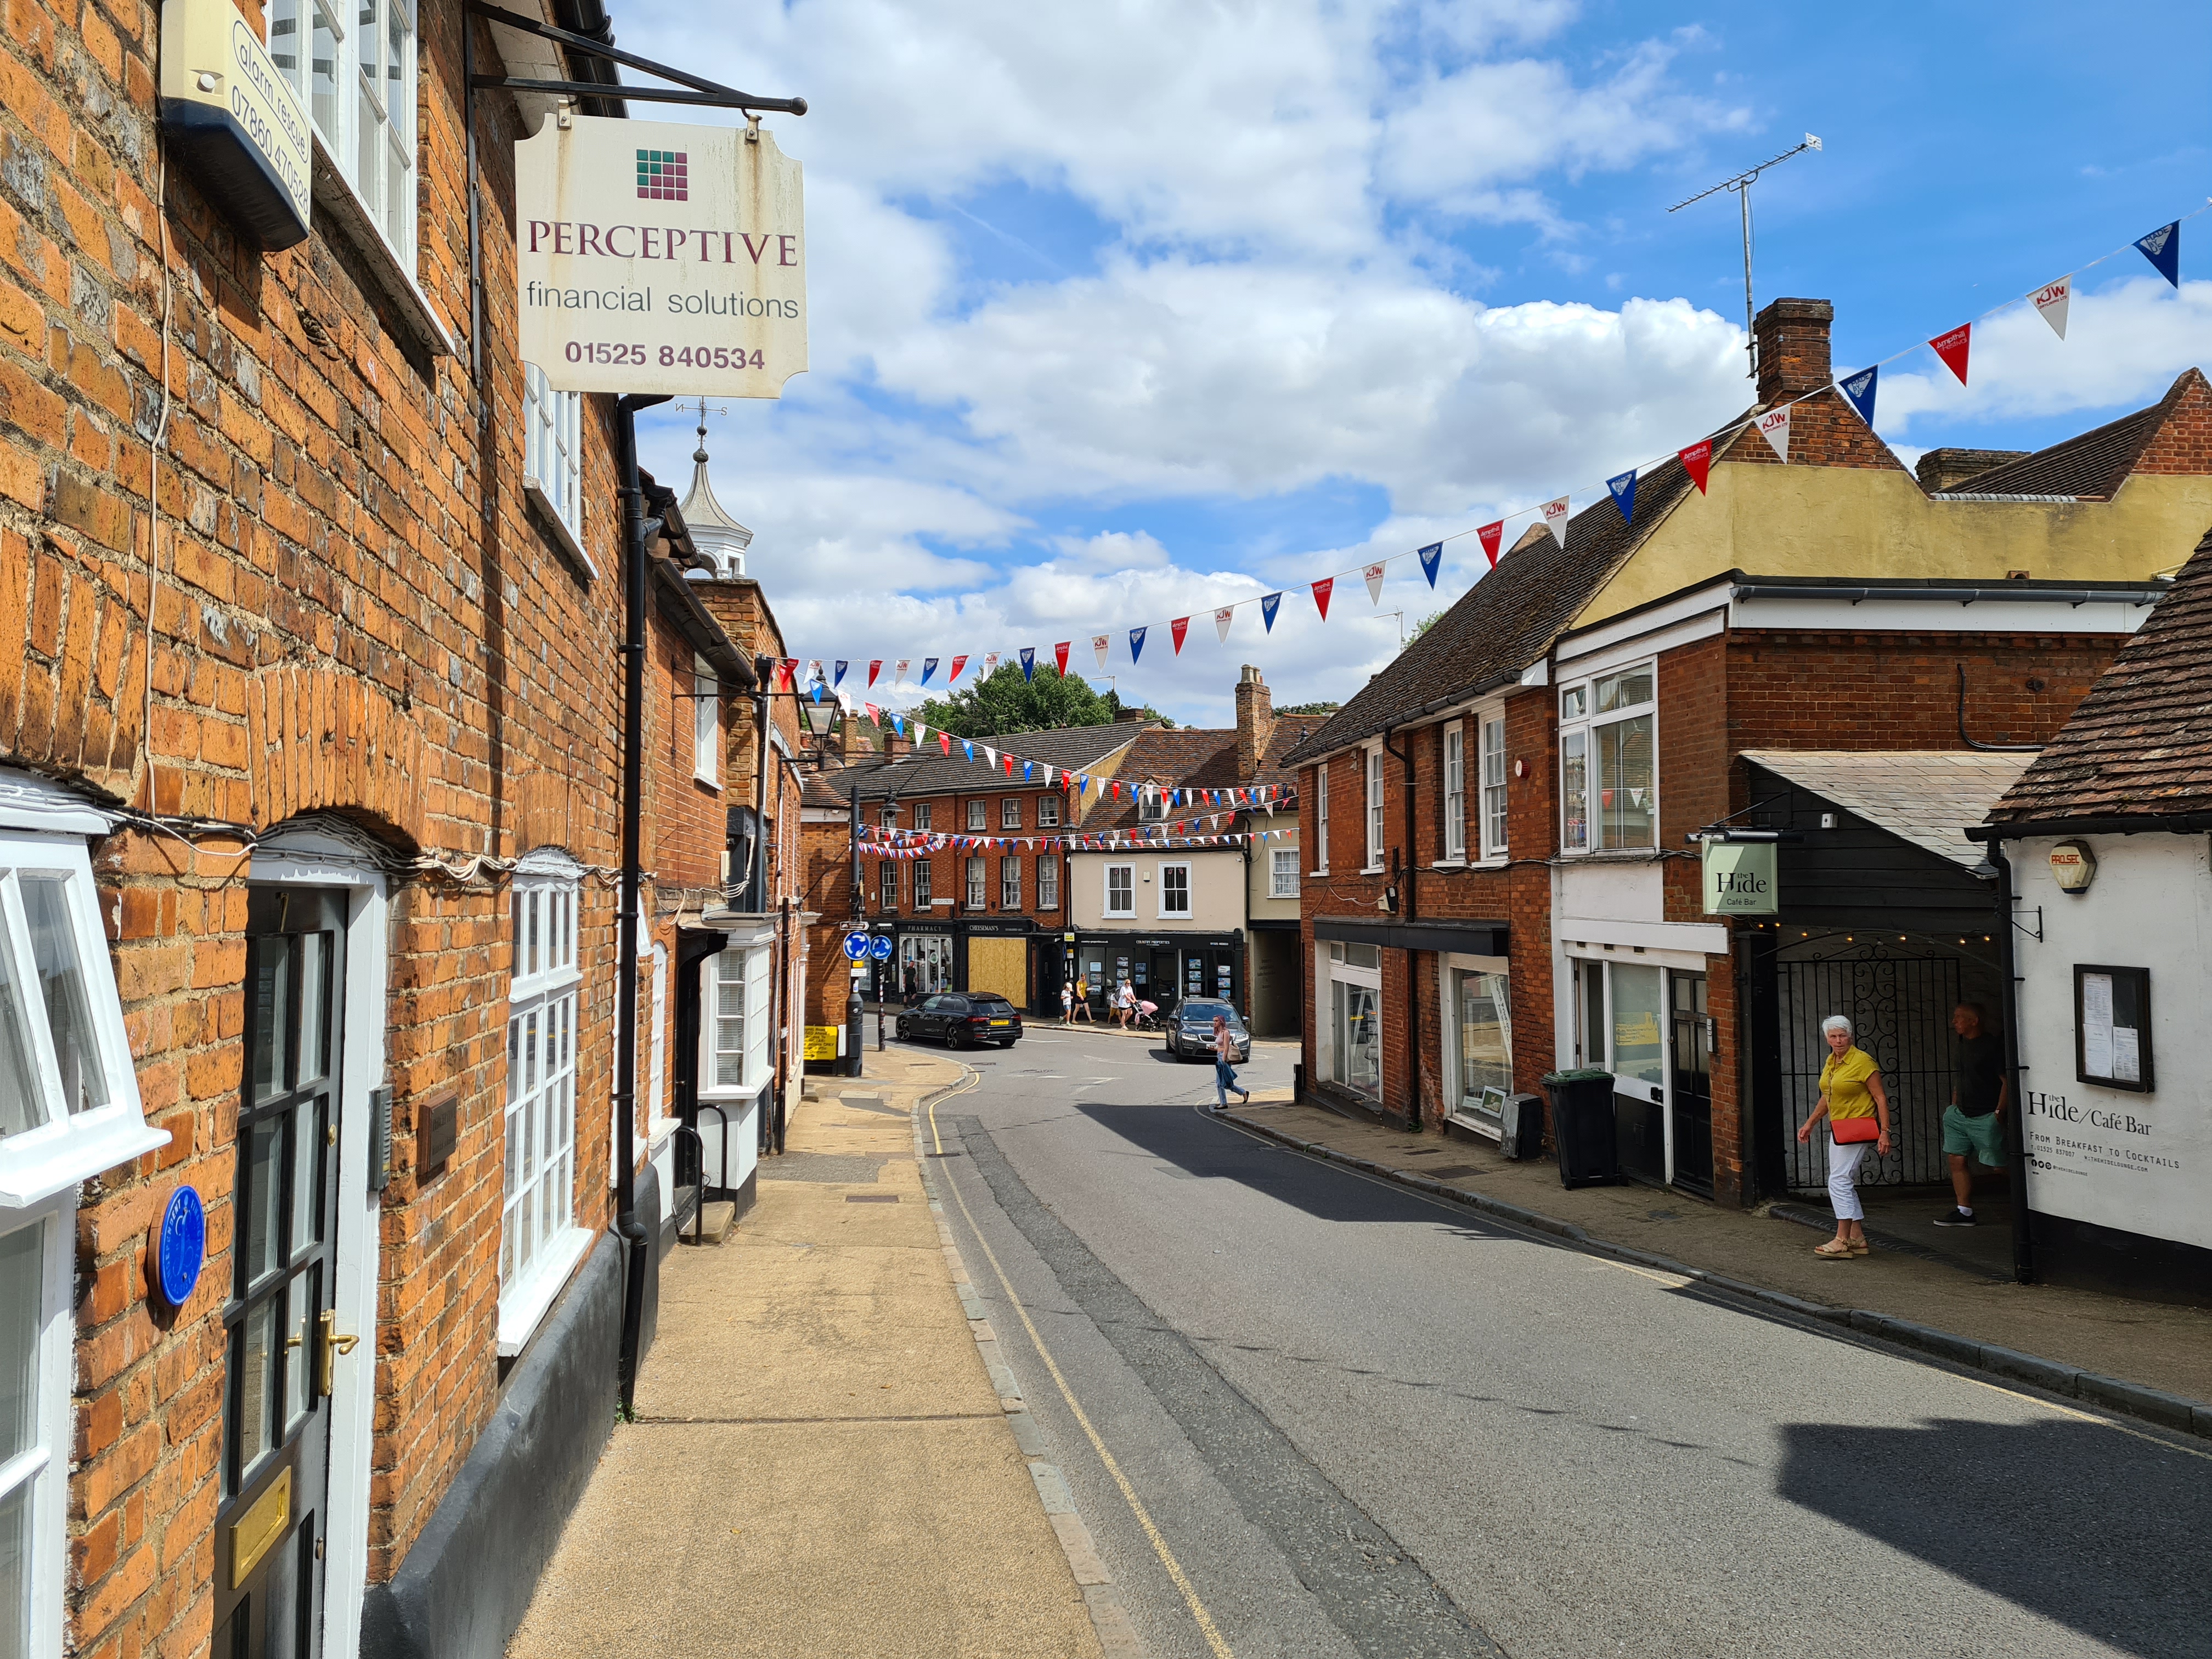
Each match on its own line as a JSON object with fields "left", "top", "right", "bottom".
{"left": 507, "top": 1047, "right": 1110, "bottom": 1659}
{"left": 1222, "top": 1095, "right": 2212, "bottom": 1417}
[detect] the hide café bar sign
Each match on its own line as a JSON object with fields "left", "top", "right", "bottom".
{"left": 516, "top": 115, "right": 808, "bottom": 399}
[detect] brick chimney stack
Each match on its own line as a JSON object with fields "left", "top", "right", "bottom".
{"left": 1753, "top": 297, "right": 1833, "bottom": 409}
{"left": 1234, "top": 664, "right": 1274, "bottom": 780}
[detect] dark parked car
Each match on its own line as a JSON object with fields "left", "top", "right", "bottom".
{"left": 896, "top": 992, "right": 1024, "bottom": 1049}
{"left": 1165, "top": 998, "right": 1249, "bottom": 1063}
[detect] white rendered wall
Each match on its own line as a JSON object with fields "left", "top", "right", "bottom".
{"left": 2011, "top": 832, "right": 2212, "bottom": 1251}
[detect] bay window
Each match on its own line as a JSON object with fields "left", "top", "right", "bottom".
{"left": 1558, "top": 667, "right": 1655, "bottom": 852}
{"left": 704, "top": 946, "right": 769, "bottom": 1094}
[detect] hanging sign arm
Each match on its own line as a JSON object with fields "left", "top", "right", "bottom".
{"left": 465, "top": 1, "right": 808, "bottom": 114}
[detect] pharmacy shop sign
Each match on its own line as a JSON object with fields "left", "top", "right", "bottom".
{"left": 516, "top": 116, "right": 806, "bottom": 398}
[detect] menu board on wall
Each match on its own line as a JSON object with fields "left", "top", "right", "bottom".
{"left": 2075, "top": 966, "right": 2153, "bottom": 1092}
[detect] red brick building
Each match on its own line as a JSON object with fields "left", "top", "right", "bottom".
{"left": 0, "top": 7, "right": 795, "bottom": 1659}
{"left": 798, "top": 714, "right": 1144, "bottom": 1046}
{"left": 1284, "top": 298, "right": 2211, "bottom": 1210}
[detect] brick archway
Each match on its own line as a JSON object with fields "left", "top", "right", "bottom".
{"left": 247, "top": 664, "right": 426, "bottom": 847}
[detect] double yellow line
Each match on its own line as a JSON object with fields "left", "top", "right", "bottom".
{"left": 927, "top": 1087, "right": 1236, "bottom": 1659}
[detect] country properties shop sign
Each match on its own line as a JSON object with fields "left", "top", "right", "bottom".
{"left": 516, "top": 115, "right": 806, "bottom": 398}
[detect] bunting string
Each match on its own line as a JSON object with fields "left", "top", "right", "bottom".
{"left": 777, "top": 203, "right": 2204, "bottom": 695}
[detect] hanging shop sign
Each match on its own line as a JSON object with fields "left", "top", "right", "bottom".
{"left": 157, "top": 0, "right": 312, "bottom": 250}
{"left": 516, "top": 114, "right": 807, "bottom": 398}
{"left": 1701, "top": 840, "right": 1776, "bottom": 915}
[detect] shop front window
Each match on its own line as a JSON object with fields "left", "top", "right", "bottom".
{"left": 1324, "top": 940, "right": 1381, "bottom": 1101}
{"left": 1453, "top": 969, "right": 1512, "bottom": 1124}
{"left": 1609, "top": 963, "right": 1666, "bottom": 1093}
{"left": 899, "top": 935, "right": 952, "bottom": 999}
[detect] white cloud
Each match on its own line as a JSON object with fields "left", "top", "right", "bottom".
{"left": 1871, "top": 276, "right": 2212, "bottom": 433}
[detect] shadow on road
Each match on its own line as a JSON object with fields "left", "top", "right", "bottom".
{"left": 1776, "top": 1416, "right": 2208, "bottom": 1657}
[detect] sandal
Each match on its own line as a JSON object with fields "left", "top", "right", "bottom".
{"left": 1849, "top": 1239, "right": 1871, "bottom": 1256}
{"left": 1813, "top": 1240, "right": 1854, "bottom": 1259}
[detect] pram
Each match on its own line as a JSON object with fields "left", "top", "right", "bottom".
{"left": 1132, "top": 998, "right": 1169, "bottom": 1034}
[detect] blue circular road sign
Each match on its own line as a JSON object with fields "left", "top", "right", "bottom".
{"left": 870, "top": 934, "right": 894, "bottom": 962}
{"left": 842, "top": 931, "right": 870, "bottom": 961}
{"left": 156, "top": 1186, "right": 206, "bottom": 1308}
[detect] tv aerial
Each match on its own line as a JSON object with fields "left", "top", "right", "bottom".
{"left": 1669, "top": 135, "right": 1822, "bottom": 379}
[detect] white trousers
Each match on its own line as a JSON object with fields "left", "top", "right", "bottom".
{"left": 1827, "top": 1138, "right": 1869, "bottom": 1221}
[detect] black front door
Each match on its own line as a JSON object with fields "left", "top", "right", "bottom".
{"left": 1670, "top": 970, "right": 1714, "bottom": 1194}
{"left": 215, "top": 889, "right": 348, "bottom": 1659}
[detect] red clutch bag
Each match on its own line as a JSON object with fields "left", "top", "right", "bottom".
{"left": 1831, "top": 1116, "right": 1880, "bottom": 1144}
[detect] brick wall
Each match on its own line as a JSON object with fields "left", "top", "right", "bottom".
{"left": 0, "top": 2, "right": 757, "bottom": 1651}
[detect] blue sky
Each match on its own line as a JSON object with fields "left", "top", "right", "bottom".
{"left": 623, "top": 0, "right": 2211, "bottom": 724}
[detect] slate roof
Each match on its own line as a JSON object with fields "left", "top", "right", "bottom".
{"left": 1741, "top": 751, "right": 2031, "bottom": 868}
{"left": 1075, "top": 717, "right": 1317, "bottom": 833}
{"left": 1281, "top": 445, "right": 1710, "bottom": 766}
{"left": 1931, "top": 370, "right": 2200, "bottom": 499}
{"left": 800, "top": 720, "right": 1142, "bottom": 806}
{"left": 1982, "top": 522, "right": 2212, "bottom": 828}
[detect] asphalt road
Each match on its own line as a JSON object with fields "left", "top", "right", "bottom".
{"left": 907, "top": 1026, "right": 2212, "bottom": 1659}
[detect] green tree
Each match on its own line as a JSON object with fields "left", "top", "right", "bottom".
{"left": 912, "top": 663, "right": 1118, "bottom": 737}
{"left": 1278, "top": 700, "right": 1341, "bottom": 714}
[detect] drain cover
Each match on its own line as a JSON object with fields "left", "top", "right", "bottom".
{"left": 845, "top": 1194, "right": 899, "bottom": 1204}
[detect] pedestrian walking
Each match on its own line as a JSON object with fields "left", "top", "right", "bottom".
{"left": 1210, "top": 1014, "right": 1248, "bottom": 1113}
{"left": 1059, "top": 980, "right": 1075, "bottom": 1025}
{"left": 1071, "top": 978, "right": 1093, "bottom": 1022}
{"left": 1936, "top": 1000, "right": 2008, "bottom": 1227}
{"left": 1797, "top": 1014, "right": 1891, "bottom": 1258}
{"left": 1116, "top": 979, "right": 1136, "bottom": 1029}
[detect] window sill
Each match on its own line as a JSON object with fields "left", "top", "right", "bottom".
{"left": 1309, "top": 870, "right": 1328, "bottom": 878}
{"left": 1472, "top": 855, "right": 1509, "bottom": 870}
{"left": 497, "top": 1224, "right": 596, "bottom": 1357}
{"left": 1431, "top": 857, "right": 1467, "bottom": 870}
{"left": 0, "top": 1114, "right": 170, "bottom": 1207}
{"left": 1360, "top": 865, "right": 1385, "bottom": 876}
{"left": 526, "top": 479, "right": 599, "bottom": 583}
{"left": 694, "top": 773, "right": 722, "bottom": 793}
{"left": 309, "top": 137, "right": 455, "bottom": 358}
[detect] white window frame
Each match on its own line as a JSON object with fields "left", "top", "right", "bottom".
{"left": 693, "top": 657, "right": 720, "bottom": 788}
{"left": 1270, "top": 847, "right": 1300, "bottom": 898}
{"left": 700, "top": 943, "right": 771, "bottom": 1102}
{"left": 0, "top": 828, "right": 166, "bottom": 1208}
{"left": 1442, "top": 724, "right": 1466, "bottom": 862}
{"left": 878, "top": 860, "right": 897, "bottom": 911}
{"left": 1001, "top": 797, "right": 1022, "bottom": 830}
{"left": 964, "top": 855, "right": 986, "bottom": 910}
{"left": 1139, "top": 787, "right": 1167, "bottom": 823}
{"left": 1313, "top": 763, "right": 1329, "bottom": 874}
{"left": 500, "top": 859, "right": 586, "bottom": 1351}
{"left": 1000, "top": 856, "right": 1021, "bottom": 910}
{"left": 966, "top": 799, "right": 987, "bottom": 832}
{"left": 1158, "top": 861, "right": 1192, "bottom": 918}
{"left": 267, "top": 0, "right": 418, "bottom": 270}
{"left": 522, "top": 364, "right": 588, "bottom": 572}
{"left": 913, "top": 802, "right": 933, "bottom": 832}
{"left": 1439, "top": 952, "right": 1513, "bottom": 1137}
{"left": 1037, "top": 855, "right": 1060, "bottom": 910}
{"left": 912, "top": 860, "right": 933, "bottom": 907}
{"left": 1, "top": 1190, "right": 71, "bottom": 1659}
{"left": 1558, "top": 663, "right": 1657, "bottom": 855}
{"left": 1104, "top": 863, "right": 1135, "bottom": 918}
{"left": 1479, "top": 711, "right": 1509, "bottom": 861}
{"left": 1037, "top": 795, "right": 1061, "bottom": 828}
{"left": 1364, "top": 744, "right": 1385, "bottom": 871}
{"left": 1317, "top": 939, "right": 1383, "bottom": 1103}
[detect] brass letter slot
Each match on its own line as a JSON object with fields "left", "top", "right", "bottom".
{"left": 230, "top": 1466, "right": 292, "bottom": 1588}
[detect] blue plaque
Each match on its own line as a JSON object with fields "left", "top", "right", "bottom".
{"left": 156, "top": 1186, "right": 206, "bottom": 1308}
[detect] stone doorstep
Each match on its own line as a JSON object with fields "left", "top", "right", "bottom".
{"left": 1222, "top": 1107, "right": 2212, "bottom": 1446}
{"left": 681, "top": 1201, "right": 738, "bottom": 1246}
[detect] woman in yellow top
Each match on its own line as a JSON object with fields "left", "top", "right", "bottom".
{"left": 1796, "top": 1015, "right": 1891, "bottom": 1258}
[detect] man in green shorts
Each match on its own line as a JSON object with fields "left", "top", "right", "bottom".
{"left": 1935, "top": 1001, "right": 2008, "bottom": 1227}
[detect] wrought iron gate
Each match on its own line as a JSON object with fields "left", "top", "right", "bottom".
{"left": 1778, "top": 951, "right": 1961, "bottom": 1192}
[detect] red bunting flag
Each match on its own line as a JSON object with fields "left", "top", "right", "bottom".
{"left": 939, "top": 732, "right": 952, "bottom": 755}
{"left": 864, "top": 702, "right": 881, "bottom": 723}
{"left": 1054, "top": 641, "right": 1070, "bottom": 676}
{"left": 867, "top": 659, "right": 883, "bottom": 687}
{"left": 1003, "top": 752, "right": 1014, "bottom": 775}
{"left": 1311, "top": 577, "right": 1334, "bottom": 619}
{"left": 1678, "top": 439, "right": 1712, "bottom": 495}
{"left": 1476, "top": 521, "right": 1504, "bottom": 566}
{"left": 1171, "top": 616, "right": 1189, "bottom": 654}
{"left": 1929, "top": 324, "right": 1972, "bottom": 386}
{"left": 949, "top": 654, "right": 968, "bottom": 684}
{"left": 774, "top": 659, "right": 796, "bottom": 690}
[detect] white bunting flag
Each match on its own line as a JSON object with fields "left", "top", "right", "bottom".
{"left": 894, "top": 658, "right": 911, "bottom": 689}
{"left": 983, "top": 652, "right": 1000, "bottom": 676}
{"left": 912, "top": 720, "right": 928, "bottom": 744}
{"left": 2032, "top": 274, "right": 2071, "bottom": 340}
{"left": 1757, "top": 405, "right": 1792, "bottom": 464}
{"left": 1214, "top": 606, "right": 1234, "bottom": 643}
{"left": 1092, "top": 634, "right": 1110, "bottom": 669}
{"left": 1543, "top": 495, "right": 1570, "bottom": 548}
{"left": 1363, "top": 562, "right": 1386, "bottom": 604}
{"left": 983, "top": 745, "right": 997, "bottom": 769}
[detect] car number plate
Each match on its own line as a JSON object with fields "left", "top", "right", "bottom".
{"left": 990, "top": 1019, "right": 1011, "bottom": 1026}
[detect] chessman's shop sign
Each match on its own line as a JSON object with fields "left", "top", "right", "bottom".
{"left": 516, "top": 115, "right": 806, "bottom": 398}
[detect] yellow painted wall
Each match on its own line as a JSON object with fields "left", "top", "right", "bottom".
{"left": 967, "top": 935, "right": 1028, "bottom": 1003}
{"left": 1575, "top": 465, "right": 2212, "bottom": 629}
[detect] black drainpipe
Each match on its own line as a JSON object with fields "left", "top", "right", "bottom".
{"left": 613, "top": 392, "right": 668, "bottom": 1413}
{"left": 1381, "top": 725, "right": 1420, "bottom": 1131}
{"left": 1987, "top": 840, "right": 2034, "bottom": 1285}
